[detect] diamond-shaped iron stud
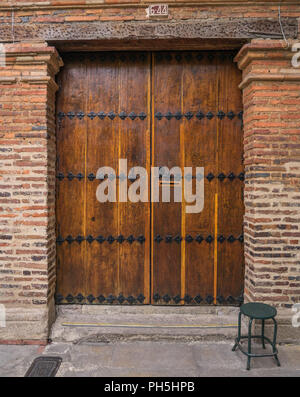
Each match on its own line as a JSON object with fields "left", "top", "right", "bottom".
{"left": 206, "top": 173, "right": 214, "bottom": 182}
{"left": 174, "top": 235, "right": 182, "bottom": 243}
{"left": 238, "top": 172, "right": 245, "bottom": 181}
{"left": 88, "top": 173, "right": 96, "bottom": 181}
{"left": 139, "top": 112, "right": 147, "bottom": 120}
{"left": 67, "top": 111, "right": 75, "bottom": 120}
{"left": 66, "top": 294, "right": 74, "bottom": 303}
{"left": 228, "top": 172, "right": 236, "bottom": 181}
{"left": 96, "top": 235, "right": 105, "bottom": 243}
{"left": 116, "top": 235, "right": 125, "bottom": 243}
{"left": 217, "top": 295, "right": 224, "bottom": 304}
{"left": 56, "top": 236, "right": 64, "bottom": 245}
{"left": 195, "top": 235, "right": 203, "bottom": 243}
{"left": 55, "top": 294, "right": 63, "bottom": 304}
{"left": 77, "top": 111, "right": 85, "bottom": 120}
{"left": 185, "top": 235, "right": 193, "bottom": 243}
{"left": 106, "top": 294, "right": 115, "bottom": 304}
{"left": 153, "top": 293, "right": 160, "bottom": 302}
{"left": 218, "top": 235, "right": 225, "bottom": 243}
{"left": 206, "top": 295, "right": 214, "bottom": 304}
{"left": 218, "top": 173, "right": 226, "bottom": 181}
{"left": 86, "top": 235, "right": 94, "bottom": 244}
{"left": 194, "top": 295, "right": 203, "bottom": 304}
{"left": 185, "top": 111, "right": 193, "bottom": 120}
{"left": 128, "top": 112, "right": 137, "bottom": 120}
{"left": 217, "top": 111, "right": 225, "bottom": 119}
{"left": 228, "top": 235, "right": 236, "bottom": 243}
{"left": 137, "top": 294, "right": 145, "bottom": 304}
{"left": 173, "top": 295, "right": 181, "bottom": 304}
{"left": 76, "top": 235, "right": 85, "bottom": 244}
{"left": 87, "top": 111, "right": 97, "bottom": 120}
{"left": 184, "top": 295, "right": 193, "bottom": 304}
{"left": 66, "top": 235, "right": 74, "bottom": 244}
{"left": 107, "top": 235, "right": 115, "bottom": 244}
{"left": 119, "top": 111, "right": 127, "bottom": 120}
{"left": 206, "top": 235, "right": 213, "bottom": 243}
{"left": 117, "top": 295, "right": 125, "bottom": 304}
{"left": 163, "top": 294, "right": 171, "bottom": 303}
{"left": 155, "top": 235, "right": 163, "bottom": 243}
{"left": 98, "top": 111, "right": 106, "bottom": 120}
{"left": 127, "top": 235, "right": 135, "bottom": 244}
{"left": 127, "top": 296, "right": 136, "bottom": 304}
{"left": 97, "top": 295, "right": 106, "bottom": 303}
{"left": 165, "top": 111, "right": 173, "bottom": 120}
{"left": 196, "top": 111, "right": 205, "bottom": 120}
{"left": 137, "top": 235, "right": 145, "bottom": 244}
{"left": 107, "top": 111, "right": 116, "bottom": 120}
{"left": 165, "top": 235, "right": 172, "bottom": 243}
{"left": 87, "top": 294, "right": 95, "bottom": 303}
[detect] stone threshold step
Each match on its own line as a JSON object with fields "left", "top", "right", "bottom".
{"left": 56, "top": 304, "right": 240, "bottom": 316}
{"left": 51, "top": 306, "right": 245, "bottom": 343}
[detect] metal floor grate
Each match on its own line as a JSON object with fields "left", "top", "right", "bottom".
{"left": 24, "top": 356, "right": 62, "bottom": 377}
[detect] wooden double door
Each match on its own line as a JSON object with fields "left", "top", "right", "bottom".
{"left": 56, "top": 51, "right": 244, "bottom": 306}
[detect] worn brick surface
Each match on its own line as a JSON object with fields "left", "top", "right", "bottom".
{"left": 0, "top": 43, "right": 63, "bottom": 341}
{"left": 236, "top": 39, "right": 300, "bottom": 309}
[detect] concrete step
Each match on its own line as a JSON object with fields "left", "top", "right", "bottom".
{"left": 50, "top": 305, "right": 246, "bottom": 343}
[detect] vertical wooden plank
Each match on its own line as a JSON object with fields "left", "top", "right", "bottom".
{"left": 182, "top": 52, "right": 218, "bottom": 304}
{"left": 180, "top": 120, "right": 186, "bottom": 304}
{"left": 151, "top": 52, "right": 155, "bottom": 304}
{"left": 152, "top": 52, "right": 183, "bottom": 304}
{"left": 118, "top": 52, "right": 151, "bottom": 303}
{"left": 56, "top": 54, "right": 87, "bottom": 302}
{"left": 216, "top": 52, "right": 244, "bottom": 304}
{"left": 85, "top": 53, "right": 120, "bottom": 300}
{"left": 214, "top": 193, "right": 218, "bottom": 304}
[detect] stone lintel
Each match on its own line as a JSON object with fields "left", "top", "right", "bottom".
{"left": 0, "top": 18, "right": 297, "bottom": 43}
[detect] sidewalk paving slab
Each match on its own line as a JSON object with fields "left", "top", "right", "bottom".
{"left": 0, "top": 341, "right": 299, "bottom": 377}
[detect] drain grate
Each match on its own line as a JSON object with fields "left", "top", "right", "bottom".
{"left": 24, "top": 356, "right": 62, "bottom": 377}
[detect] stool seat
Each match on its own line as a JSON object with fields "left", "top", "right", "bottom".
{"left": 232, "top": 302, "right": 280, "bottom": 370}
{"left": 241, "top": 302, "right": 277, "bottom": 320}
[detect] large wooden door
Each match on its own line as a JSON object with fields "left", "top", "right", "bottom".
{"left": 55, "top": 51, "right": 244, "bottom": 306}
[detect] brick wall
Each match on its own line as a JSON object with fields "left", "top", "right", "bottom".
{"left": 0, "top": 43, "right": 62, "bottom": 342}
{"left": 0, "top": 1, "right": 298, "bottom": 20}
{"left": 236, "top": 40, "right": 300, "bottom": 314}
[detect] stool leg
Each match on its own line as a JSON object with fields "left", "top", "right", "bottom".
{"left": 247, "top": 318, "right": 253, "bottom": 370}
{"left": 261, "top": 319, "right": 265, "bottom": 349}
{"left": 232, "top": 311, "right": 242, "bottom": 352}
{"left": 272, "top": 317, "right": 281, "bottom": 367}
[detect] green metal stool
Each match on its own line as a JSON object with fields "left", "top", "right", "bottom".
{"left": 232, "top": 302, "right": 280, "bottom": 370}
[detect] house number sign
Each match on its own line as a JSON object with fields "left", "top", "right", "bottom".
{"left": 147, "top": 4, "right": 169, "bottom": 17}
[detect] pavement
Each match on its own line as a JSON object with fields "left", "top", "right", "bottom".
{"left": 0, "top": 341, "right": 300, "bottom": 377}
